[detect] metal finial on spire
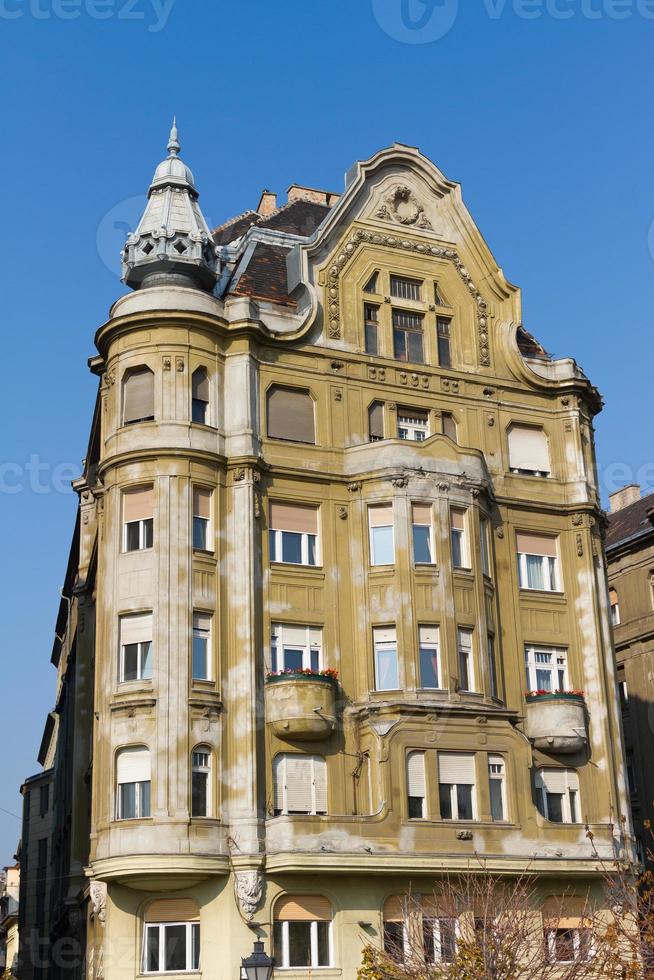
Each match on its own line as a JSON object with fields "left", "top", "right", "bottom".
{"left": 167, "top": 117, "right": 180, "bottom": 157}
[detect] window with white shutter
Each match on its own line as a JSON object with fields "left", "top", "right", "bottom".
{"left": 373, "top": 626, "right": 399, "bottom": 691}
{"left": 119, "top": 613, "right": 153, "bottom": 682}
{"left": 123, "top": 486, "right": 154, "bottom": 552}
{"left": 535, "top": 769, "right": 580, "bottom": 824}
{"left": 438, "top": 753, "right": 476, "bottom": 821}
{"left": 270, "top": 624, "right": 323, "bottom": 674}
{"left": 369, "top": 505, "right": 395, "bottom": 566}
{"left": 517, "top": 533, "right": 560, "bottom": 592}
{"left": 406, "top": 751, "right": 427, "bottom": 819}
{"left": 419, "top": 625, "right": 440, "bottom": 689}
{"left": 450, "top": 509, "right": 468, "bottom": 569}
{"left": 116, "top": 746, "right": 151, "bottom": 820}
{"left": 269, "top": 503, "right": 319, "bottom": 566}
{"left": 508, "top": 425, "right": 551, "bottom": 476}
{"left": 488, "top": 755, "right": 507, "bottom": 822}
{"left": 273, "top": 755, "right": 327, "bottom": 816}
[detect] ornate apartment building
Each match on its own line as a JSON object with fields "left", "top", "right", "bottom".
{"left": 606, "top": 484, "right": 654, "bottom": 868}
{"left": 20, "top": 128, "right": 632, "bottom": 978}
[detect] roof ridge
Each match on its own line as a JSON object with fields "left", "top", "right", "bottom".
{"left": 211, "top": 209, "right": 259, "bottom": 235}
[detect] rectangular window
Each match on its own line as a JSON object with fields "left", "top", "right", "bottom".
{"left": 192, "top": 368, "right": 209, "bottom": 425}
{"left": 39, "top": 784, "right": 49, "bottom": 817}
{"left": 419, "top": 625, "right": 440, "bottom": 689}
{"left": 192, "top": 487, "right": 212, "bottom": 552}
{"left": 390, "top": 274, "right": 422, "bottom": 302}
{"left": 144, "top": 922, "right": 200, "bottom": 974}
{"left": 406, "top": 751, "right": 426, "bottom": 819}
{"left": 424, "top": 917, "right": 457, "bottom": 964}
{"left": 535, "top": 769, "right": 579, "bottom": 824}
{"left": 524, "top": 646, "right": 568, "bottom": 693}
{"left": 120, "top": 613, "right": 153, "bottom": 683}
{"left": 398, "top": 407, "right": 429, "bottom": 442}
{"left": 123, "top": 486, "right": 154, "bottom": 552}
{"left": 374, "top": 627, "right": 399, "bottom": 691}
{"left": 192, "top": 613, "right": 211, "bottom": 681}
{"left": 618, "top": 672, "right": 628, "bottom": 709}
{"left": 37, "top": 838, "right": 47, "bottom": 869}
{"left": 609, "top": 589, "right": 620, "bottom": 626}
{"left": 273, "top": 754, "right": 327, "bottom": 816}
{"left": 437, "top": 317, "right": 452, "bottom": 368}
{"left": 269, "top": 502, "right": 319, "bottom": 566}
{"left": 508, "top": 425, "right": 550, "bottom": 477}
{"left": 488, "top": 755, "right": 506, "bottom": 821}
{"left": 487, "top": 635, "right": 499, "bottom": 699}
{"left": 364, "top": 304, "right": 379, "bottom": 355}
{"left": 393, "top": 309, "right": 424, "bottom": 363}
{"left": 271, "top": 624, "right": 323, "bottom": 674}
{"left": 457, "top": 628, "right": 475, "bottom": 692}
{"left": 450, "top": 509, "right": 468, "bottom": 569}
{"left": 412, "top": 503, "right": 434, "bottom": 565}
{"left": 369, "top": 504, "right": 394, "bottom": 566}
{"left": 627, "top": 751, "right": 637, "bottom": 796}
{"left": 546, "top": 927, "right": 591, "bottom": 965}
{"left": 480, "top": 519, "right": 491, "bottom": 576}
{"left": 516, "top": 533, "right": 559, "bottom": 592}
{"left": 438, "top": 753, "right": 476, "bottom": 820}
{"left": 369, "top": 401, "right": 385, "bottom": 442}
{"left": 273, "top": 920, "right": 331, "bottom": 969}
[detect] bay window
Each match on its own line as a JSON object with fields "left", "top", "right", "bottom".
{"left": 192, "top": 613, "right": 211, "bottom": 681}
{"left": 406, "top": 750, "right": 427, "bottom": 819}
{"left": 457, "top": 628, "right": 475, "bottom": 693}
{"left": 488, "top": 755, "right": 507, "bottom": 822}
{"left": 450, "top": 509, "right": 468, "bottom": 569}
{"left": 192, "top": 487, "right": 212, "bottom": 552}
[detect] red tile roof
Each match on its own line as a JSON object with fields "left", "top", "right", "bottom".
{"left": 232, "top": 244, "right": 295, "bottom": 307}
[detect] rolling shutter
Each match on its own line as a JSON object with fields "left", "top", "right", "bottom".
{"left": 123, "top": 487, "right": 153, "bottom": 522}
{"left": 406, "top": 752, "right": 426, "bottom": 798}
{"left": 275, "top": 895, "right": 332, "bottom": 922}
{"left": 419, "top": 626, "right": 439, "bottom": 646}
{"left": 145, "top": 899, "right": 200, "bottom": 923}
{"left": 369, "top": 504, "right": 393, "bottom": 527}
{"left": 120, "top": 613, "right": 152, "bottom": 646}
{"left": 451, "top": 508, "right": 466, "bottom": 531}
{"left": 508, "top": 425, "right": 550, "bottom": 473}
{"left": 116, "top": 746, "right": 150, "bottom": 784}
{"left": 516, "top": 533, "right": 557, "bottom": 558}
{"left": 542, "top": 896, "right": 589, "bottom": 929}
{"left": 267, "top": 387, "right": 315, "bottom": 444}
{"left": 412, "top": 503, "right": 432, "bottom": 526}
{"left": 369, "top": 402, "right": 384, "bottom": 440}
{"left": 442, "top": 413, "right": 457, "bottom": 442}
{"left": 438, "top": 753, "right": 475, "bottom": 784}
{"left": 193, "top": 487, "right": 211, "bottom": 519}
{"left": 536, "top": 769, "right": 578, "bottom": 794}
{"left": 123, "top": 367, "right": 154, "bottom": 423}
{"left": 313, "top": 756, "right": 327, "bottom": 814}
{"left": 269, "top": 503, "right": 318, "bottom": 534}
{"left": 383, "top": 896, "right": 406, "bottom": 923}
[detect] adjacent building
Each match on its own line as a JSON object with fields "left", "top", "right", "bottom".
{"left": 606, "top": 483, "right": 654, "bottom": 866}
{"left": 20, "top": 129, "right": 632, "bottom": 978}
{"left": 1, "top": 865, "right": 20, "bottom": 978}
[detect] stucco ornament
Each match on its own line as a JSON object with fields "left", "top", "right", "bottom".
{"left": 376, "top": 185, "right": 432, "bottom": 229}
{"left": 90, "top": 880, "right": 107, "bottom": 925}
{"left": 234, "top": 870, "right": 263, "bottom": 921}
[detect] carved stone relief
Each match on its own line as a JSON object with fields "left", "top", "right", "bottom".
{"left": 375, "top": 185, "right": 433, "bottom": 229}
{"left": 234, "top": 870, "right": 263, "bottom": 921}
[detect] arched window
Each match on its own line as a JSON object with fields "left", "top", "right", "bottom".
{"left": 508, "top": 425, "right": 550, "bottom": 477}
{"left": 609, "top": 588, "right": 620, "bottom": 626}
{"left": 267, "top": 386, "right": 315, "bottom": 444}
{"left": 273, "top": 895, "right": 332, "bottom": 969}
{"left": 191, "top": 367, "right": 209, "bottom": 424}
{"left": 116, "top": 746, "right": 151, "bottom": 820}
{"left": 191, "top": 746, "right": 211, "bottom": 818}
{"left": 143, "top": 899, "right": 200, "bottom": 974}
{"left": 122, "top": 366, "right": 154, "bottom": 425}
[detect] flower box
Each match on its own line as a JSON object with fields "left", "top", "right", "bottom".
{"left": 265, "top": 672, "right": 338, "bottom": 741}
{"left": 524, "top": 692, "right": 587, "bottom": 754}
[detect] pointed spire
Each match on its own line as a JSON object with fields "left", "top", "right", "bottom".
{"left": 121, "top": 123, "right": 218, "bottom": 293}
{"left": 167, "top": 117, "right": 180, "bottom": 158}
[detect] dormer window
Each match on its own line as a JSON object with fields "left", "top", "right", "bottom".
{"left": 390, "top": 274, "right": 422, "bottom": 302}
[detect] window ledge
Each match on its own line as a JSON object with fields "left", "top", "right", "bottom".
{"left": 274, "top": 971, "right": 340, "bottom": 977}
{"left": 519, "top": 589, "right": 566, "bottom": 601}
{"left": 192, "top": 549, "right": 215, "bottom": 558}
{"left": 270, "top": 562, "right": 325, "bottom": 576}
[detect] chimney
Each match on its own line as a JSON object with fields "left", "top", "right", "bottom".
{"left": 286, "top": 184, "right": 340, "bottom": 207}
{"left": 256, "top": 189, "right": 278, "bottom": 217}
{"left": 609, "top": 484, "right": 641, "bottom": 513}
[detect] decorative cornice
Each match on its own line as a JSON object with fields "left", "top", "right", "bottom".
{"left": 326, "top": 228, "right": 490, "bottom": 366}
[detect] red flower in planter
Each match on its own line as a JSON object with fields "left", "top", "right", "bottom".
{"left": 525, "top": 689, "right": 585, "bottom": 698}
{"left": 267, "top": 667, "right": 339, "bottom": 681}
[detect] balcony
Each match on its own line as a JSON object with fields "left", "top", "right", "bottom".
{"left": 525, "top": 693, "right": 588, "bottom": 754}
{"left": 265, "top": 671, "right": 338, "bottom": 741}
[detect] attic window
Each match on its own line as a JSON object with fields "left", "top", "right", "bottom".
{"left": 435, "top": 283, "right": 448, "bottom": 306}
{"left": 174, "top": 240, "right": 188, "bottom": 254}
{"left": 391, "top": 275, "right": 422, "bottom": 302}
{"left": 363, "top": 272, "right": 379, "bottom": 294}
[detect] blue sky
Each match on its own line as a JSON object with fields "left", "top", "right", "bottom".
{"left": 1, "top": 0, "right": 653, "bottom": 861}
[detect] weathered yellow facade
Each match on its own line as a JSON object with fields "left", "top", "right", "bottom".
{"left": 27, "top": 138, "right": 632, "bottom": 978}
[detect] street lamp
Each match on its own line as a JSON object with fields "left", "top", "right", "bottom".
{"left": 241, "top": 940, "right": 274, "bottom": 980}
